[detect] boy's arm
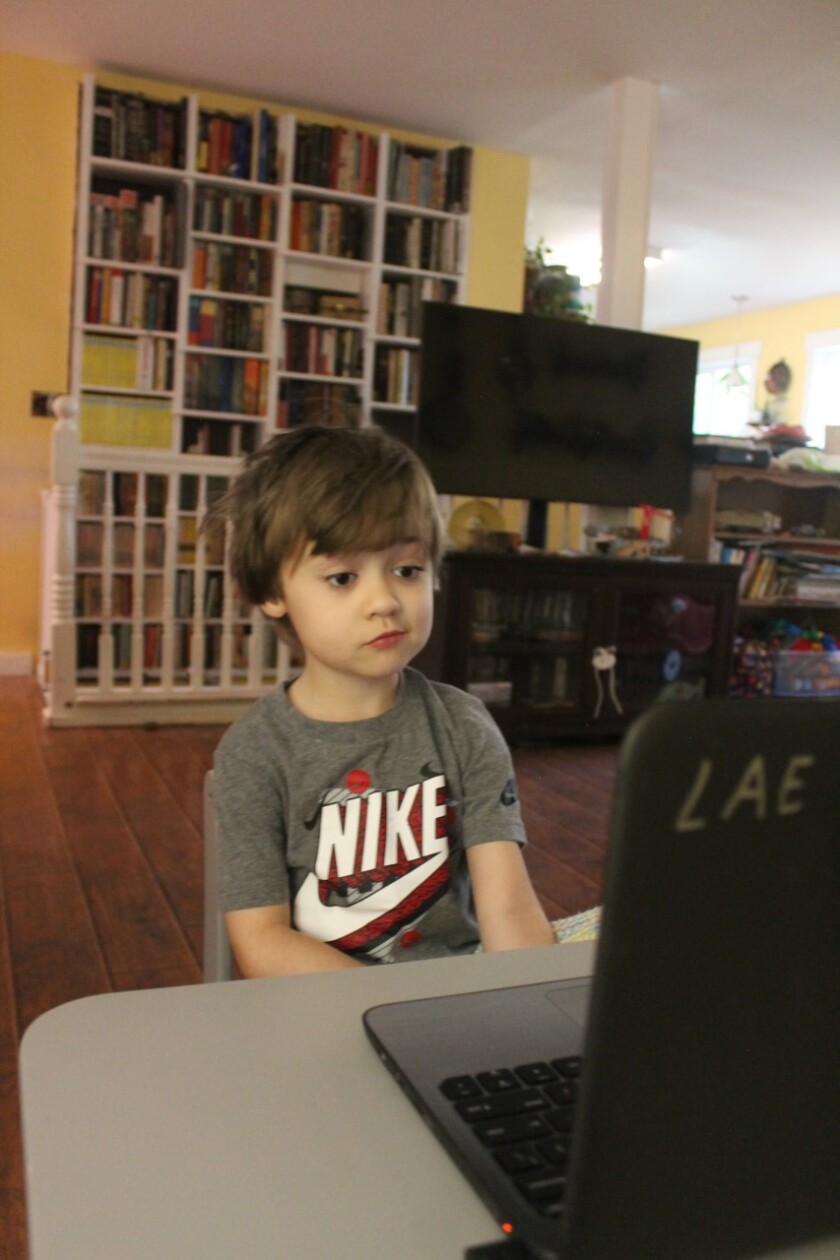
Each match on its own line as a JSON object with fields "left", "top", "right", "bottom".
{"left": 466, "top": 840, "right": 555, "bottom": 952}
{"left": 225, "top": 904, "right": 365, "bottom": 976}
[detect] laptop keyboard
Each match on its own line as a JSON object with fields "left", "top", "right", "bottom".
{"left": 440, "top": 1056, "right": 582, "bottom": 1219}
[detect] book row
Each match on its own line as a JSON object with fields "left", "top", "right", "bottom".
{"left": 182, "top": 353, "right": 269, "bottom": 416}
{"left": 88, "top": 185, "right": 181, "bottom": 268}
{"left": 93, "top": 86, "right": 187, "bottom": 168}
{"left": 373, "top": 346, "right": 419, "bottom": 407}
{"left": 88, "top": 176, "right": 465, "bottom": 276}
{"left": 196, "top": 108, "right": 281, "bottom": 184}
{"left": 85, "top": 267, "right": 178, "bottom": 331}
{"left": 470, "top": 588, "right": 587, "bottom": 639}
{"left": 293, "top": 122, "right": 379, "bottom": 197}
{"left": 82, "top": 333, "right": 174, "bottom": 393}
{"left": 74, "top": 573, "right": 141, "bottom": 618}
{"left": 90, "top": 86, "right": 472, "bottom": 208}
{"left": 76, "top": 521, "right": 167, "bottom": 572}
{"left": 718, "top": 541, "right": 840, "bottom": 604}
{"left": 467, "top": 656, "right": 574, "bottom": 710}
{"left": 288, "top": 198, "right": 369, "bottom": 260}
{"left": 76, "top": 616, "right": 278, "bottom": 677}
{"left": 174, "top": 570, "right": 231, "bottom": 621}
{"left": 191, "top": 240, "right": 274, "bottom": 296}
{"left": 181, "top": 417, "right": 260, "bottom": 458}
{"left": 187, "top": 295, "right": 267, "bottom": 352}
{"left": 383, "top": 214, "right": 461, "bottom": 274}
{"left": 377, "top": 275, "right": 457, "bottom": 338}
{"left": 193, "top": 185, "right": 278, "bottom": 241}
{"left": 109, "top": 622, "right": 252, "bottom": 673}
{"left": 79, "top": 396, "right": 173, "bottom": 449}
{"left": 276, "top": 381, "right": 362, "bottom": 430}
{"left": 284, "top": 286, "right": 365, "bottom": 321}
{"left": 386, "top": 142, "right": 472, "bottom": 213}
{"left": 176, "top": 517, "right": 225, "bottom": 568}
{"left": 283, "top": 324, "right": 364, "bottom": 379}
{"left": 76, "top": 470, "right": 236, "bottom": 520}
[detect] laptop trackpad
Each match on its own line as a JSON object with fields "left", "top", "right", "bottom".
{"left": 545, "top": 980, "right": 592, "bottom": 1030}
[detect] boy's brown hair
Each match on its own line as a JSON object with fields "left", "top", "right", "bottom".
{"left": 206, "top": 425, "right": 444, "bottom": 640}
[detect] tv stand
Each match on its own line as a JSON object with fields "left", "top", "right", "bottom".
{"left": 416, "top": 550, "right": 740, "bottom": 741}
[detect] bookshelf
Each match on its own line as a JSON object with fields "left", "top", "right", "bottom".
{"left": 677, "top": 465, "right": 840, "bottom": 619}
{"left": 41, "top": 76, "right": 472, "bottom": 725}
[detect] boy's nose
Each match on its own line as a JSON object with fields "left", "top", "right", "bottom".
{"left": 364, "top": 573, "right": 400, "bottom": 616}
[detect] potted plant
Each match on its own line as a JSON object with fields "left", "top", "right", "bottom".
{"left": 523, "top": 241, "right": 590, "bottom": 321}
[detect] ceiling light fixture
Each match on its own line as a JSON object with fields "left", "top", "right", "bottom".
{"left": 723, "top": 295, "right": 748, "bottom": 389}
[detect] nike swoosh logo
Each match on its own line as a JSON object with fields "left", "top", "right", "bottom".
{"left": 294, "top": 846, "right": 450, "bottom": 944}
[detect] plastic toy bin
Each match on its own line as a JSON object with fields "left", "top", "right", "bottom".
{"left": 773, "top": 650, "right": 840, "bottom": 697}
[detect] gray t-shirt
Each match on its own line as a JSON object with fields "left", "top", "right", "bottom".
{"left": 214, "top": 666, "right": 526, "bottom": 964}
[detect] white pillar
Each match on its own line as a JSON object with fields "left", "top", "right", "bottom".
{"left": 596, "top": 77, "right": 659, "bottom": 331}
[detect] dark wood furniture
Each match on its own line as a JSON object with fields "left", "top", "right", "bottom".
{"left": 675, "top": 464, "right": 840, "bottom": 632}
{"left": 417, "top": 550, "right": 741, "bottom": 741}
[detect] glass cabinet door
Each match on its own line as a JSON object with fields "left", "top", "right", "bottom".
{"left": 613, "top": 587, "right": 721, "bottom": 710}
{"left": 466, "top": 585, "right": 591, "bottom": 712}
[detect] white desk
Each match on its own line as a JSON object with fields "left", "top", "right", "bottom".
{"left": 20, "top": 944, "right": 591, "bottom": 1260}
{"left": 20, "top": 942, "right": 837, "bottom": 1260}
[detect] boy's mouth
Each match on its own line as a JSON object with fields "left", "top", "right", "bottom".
{"left": 368, "top": 630, "right": 406, "bottom": 649}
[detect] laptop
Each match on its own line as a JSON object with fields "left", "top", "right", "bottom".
{"left": 363, "top": 698, "right": 840, "bottom": 1260}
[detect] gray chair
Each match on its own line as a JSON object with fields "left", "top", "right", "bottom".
{"left": 203, "top": 770, "right": 234, "bottom": 982}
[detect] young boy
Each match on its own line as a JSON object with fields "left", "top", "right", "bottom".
{"left": 210, "top": 424, "right": 554, "bottom": 976}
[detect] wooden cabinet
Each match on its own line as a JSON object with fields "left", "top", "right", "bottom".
{"left": 676, "top": 465, "right": 840, "bottom": 627}
{"left": 416, "top": 551, "right": 740, "bottom": 741}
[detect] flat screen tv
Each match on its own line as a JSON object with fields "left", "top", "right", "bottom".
{"left": 415, "top": 303, "right": 699, "bottom": 524}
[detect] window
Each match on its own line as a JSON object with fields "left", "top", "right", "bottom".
{"left": 693, "top": 341, "right": 761, "bottom": 439}
{"left": 801, "top": 329, "right": 840, "bottom": 450}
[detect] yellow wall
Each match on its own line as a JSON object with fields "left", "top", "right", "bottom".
{"left": 666, "top": 294, "right": 840, "bottom": 429}
{"left": 0, "top": 55, "right": 79, "bottom": 661}
{"left": 0, "top": 52, "right": 530, "bottom": 665}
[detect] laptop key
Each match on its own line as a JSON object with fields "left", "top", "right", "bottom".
{"left": 544, "top": 1080, "right": 575, "bottom": 1105}
{"left": 551, "top": 1055, "right": 582, "bottom": 1078}
{"left": 494, "top": 1144, "right": 544, "bottom": 1174}
{"left": 474, "top": 1113, "right": 552, "bottom": 1146}
{"left": 514, "top": 1061, "right": 556, "bottom": 1085}
{"left": 476, "top": 1069, "right": 519, "bottom": 1092}
{"left": 456, "top": 1088, "right": 547, "bottom": 1122}
{"left": 514, "top": 1168, "right": 567, "bottom": 1202}
{"left": 547, "top": 1105, "right": 575, "bottom": 1134}
{"left": 440, "top": 1075, "right": 482, "bottom": 1100}
{"left": 535, "top": 1136, "right": 569, "bottom": 1166}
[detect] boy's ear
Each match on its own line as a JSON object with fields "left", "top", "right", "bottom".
{"left": 260, "top": 596, "right": 286, "bottom": 619}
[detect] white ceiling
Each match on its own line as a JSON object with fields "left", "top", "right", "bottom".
{"left": 3, "top": 0, "right": 839, "bottom": 330}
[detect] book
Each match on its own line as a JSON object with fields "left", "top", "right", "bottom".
{"left": 80, "top": 395, "right": 173, "bottom": 448}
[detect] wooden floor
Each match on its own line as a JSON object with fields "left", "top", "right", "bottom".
{"left": 0, "top": 676, "right": 618, "bottom": 1260}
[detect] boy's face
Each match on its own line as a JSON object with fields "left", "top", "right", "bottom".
{"left": 261, "top": 538, "right": 434, "bottom": 691}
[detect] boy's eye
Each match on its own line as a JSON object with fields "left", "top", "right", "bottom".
{"left": 326, "top": 572, "right": 355, "bottom": 588}
{"left": 394, "top": 564, "right": 424, "bottom": 580}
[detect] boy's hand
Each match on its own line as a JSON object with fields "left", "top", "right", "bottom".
{"left": 466, "top": 841, "right": 555, "bottom": 953}
{"left": 225, "top": 903, "right": 365, "bottom": 976}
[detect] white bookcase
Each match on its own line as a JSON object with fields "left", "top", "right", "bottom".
{"left": 40, "top": 75, "right": 471, "bottom": 725}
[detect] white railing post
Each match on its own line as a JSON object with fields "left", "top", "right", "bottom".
{"left": 45, "top": 395, "right": 80, "bottom": 717}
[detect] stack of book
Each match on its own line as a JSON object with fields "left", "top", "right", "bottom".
{"left": 719, "top": 541, "right": 840, "bottom": 604}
